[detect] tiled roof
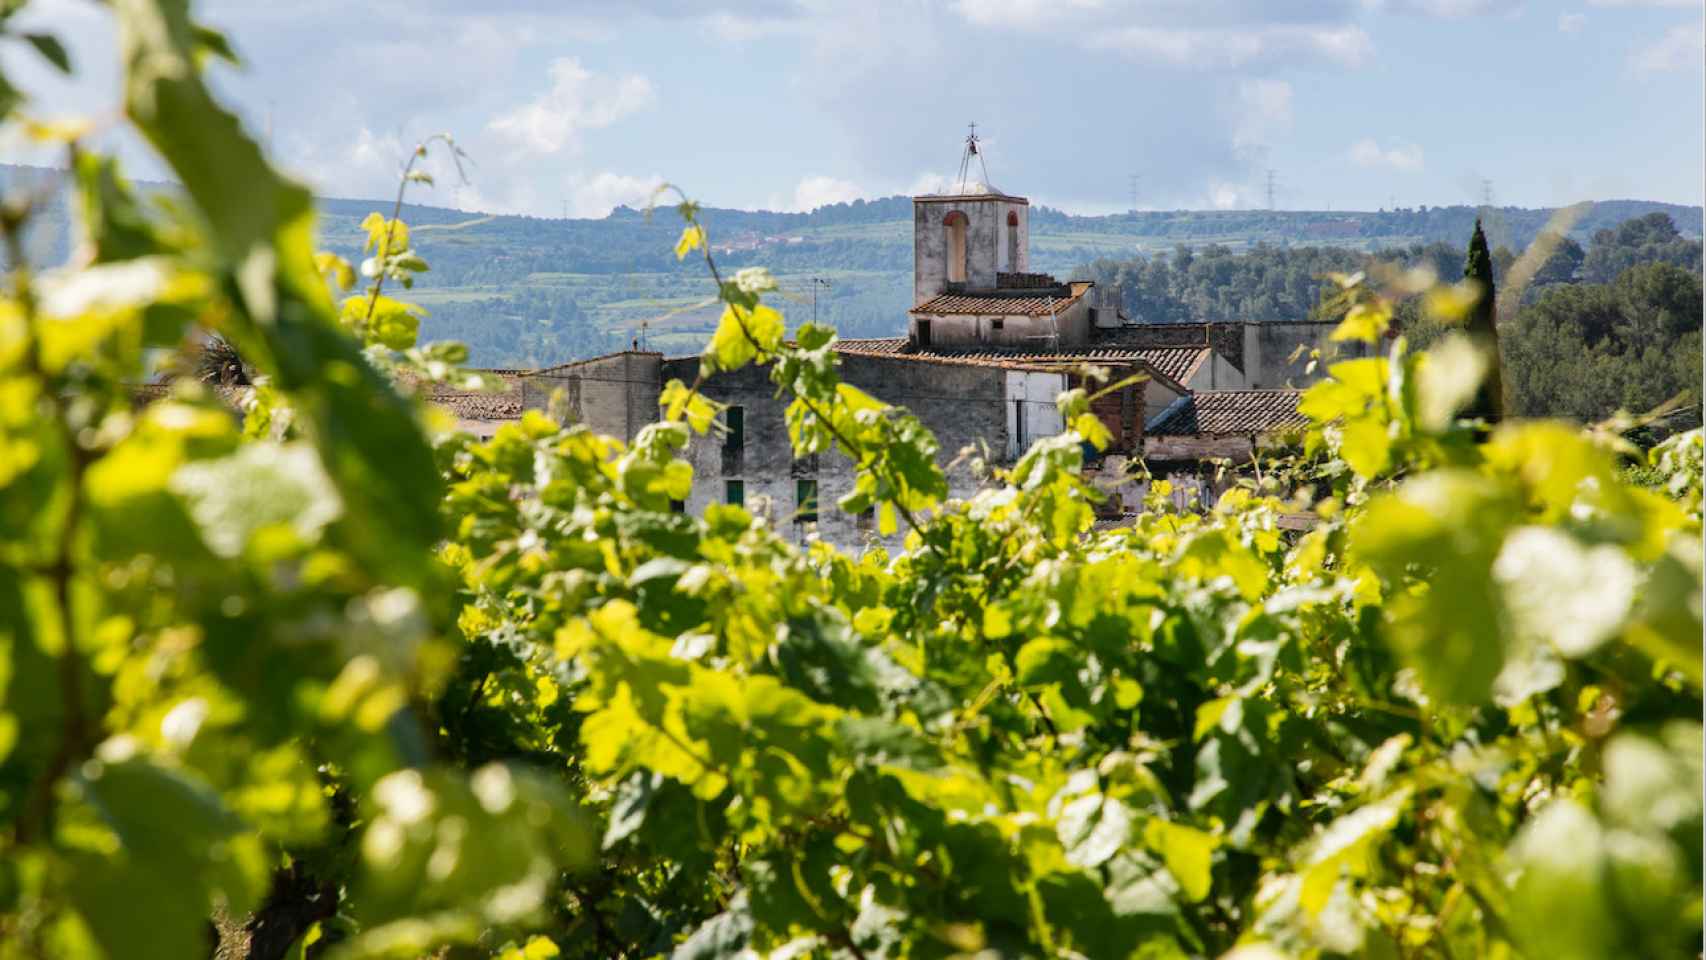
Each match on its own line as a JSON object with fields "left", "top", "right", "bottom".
{"left": 1148, "top": 390, "right": 1305, "bottom": 437}
{"left": 911, "top": 289, "right": 1084, "bottom": 317}
{"left": 431, "top": 390, "right": 522, "bottom": 421}
{"left": 424, "top": 372, "right": 525, "bottom": 421}
{"left": 1131, "top": 347, "right": 1210, "bottom": 384}
{"left": 834, "top": 351, "right": 1072, "bottom": 375}
{"left": 529, "top": 349, "right": 663, "bottom": 376}
{"left": 832, "top": 337, "right": 908, "bottom": 354}
{"left": 831, "top": 342, "right": 1191, "bottom": 394}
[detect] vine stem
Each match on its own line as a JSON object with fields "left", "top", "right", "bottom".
{"left": 362, "top": 134, "right": 464, "bottom": 326}
{"left": 3, "top": 187, "right": 91, "bottom": 846}
{"left": 681, "top": 213, "right": 940, "bottom": 550}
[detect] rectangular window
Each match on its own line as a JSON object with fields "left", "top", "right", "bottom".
{"left": 723, "top": 406, "right": 744, "bottom": 452}
{"left": 721, "top": 405, "right": 745, "bottom": 474}
{"left": 991, "top": 317, "right": 1004, "bottom": 330}
{"left": 916, "top": 318, "right": 931, "bottom": 348}
{"left": 669, "top": 498, "right": 685, "bottom": 514}
{"left": 795, "top": 479, "right": 818, "bottom": 523}
{"left": 725, "top": 480, "right": 744, "bottom": 506}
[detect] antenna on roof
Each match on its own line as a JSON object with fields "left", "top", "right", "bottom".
{"left": 955, "top": 122, "right": 991, "bottom": 191}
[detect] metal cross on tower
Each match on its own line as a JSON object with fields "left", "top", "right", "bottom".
{"left": 955, "top": 121, "right": 991, "bottom": 191}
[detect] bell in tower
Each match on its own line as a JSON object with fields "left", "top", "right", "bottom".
{"left": 911, "top": 124, "right": 1030, "bottom": 307}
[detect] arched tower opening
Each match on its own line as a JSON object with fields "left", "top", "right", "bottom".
{"left": 944, "top": 211, "right": 968, "bottom": 284}
{"left": 1006, "top": 210, "right": 1020, "bottom": 272}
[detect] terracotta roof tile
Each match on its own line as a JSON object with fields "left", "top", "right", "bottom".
{"left": 1130, "top": 347, "right": 1210, "bottom": 384}
{"left": 1149, "top": 390, "right": 1305, "bottom": 437}
{"left": 832, "top": 337, "right": 908, "bottom": 354}
{"left": 834, "top": 351, "right": 1073, "bottom": 374}
{"left": 830, "top": 342, "right": 1191, "bottom": 394}
{"left": 425, "top": 372, "right": 525, "bottom": 421}
{"left": 911, "top": 288, "right": 1084, "bottom": 317}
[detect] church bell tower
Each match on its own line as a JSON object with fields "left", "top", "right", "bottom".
{"left": 911, "top": 125, "right": 1030, "bottom": 307}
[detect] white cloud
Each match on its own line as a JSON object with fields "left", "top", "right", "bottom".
{"left": 1210, "top": 182, "right": 1244, "bottom": 209}
{"left": 790, "top": 175, "right": 863, "bottom": 211}
{"left": 951, "top": 1, "right": 1372, "bottom": 69}
{"left": 1349, "top": 138, "right": 1425, "bottom": 170}
{"left": 1558, "top": 12, "right": 1587, "bottom": 31}
{"left": 488, "top": 57, "right": 654, "bottom": 155}
{"left": 905, "top": 171, "right": 954, "bottom": 196}
{"left": 565, "top": 171, "right": 668, "bottom": 218}
{"left": 1377, "top": 0, "right": 1502, "bottom": 16}
{"left": 1633, "top": 19, "right": 1705, "bottom": 70}
{"left": 1086, "top": 24, "right": 1372, "bottom": 69}
{"left": 1235, "top": 78, "right": 1293, "bottom": 148}
{"left": 456, "top": 170, "right": 664, "bottom": 218}
{"left": 950, "top": 0, "right": 1109, "bottom": 29}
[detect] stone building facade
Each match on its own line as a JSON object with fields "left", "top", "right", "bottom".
{"left": 415, "top": 165, "right": 1314, "bottom": 548}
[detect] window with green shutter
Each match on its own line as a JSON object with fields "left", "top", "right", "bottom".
{"left": 795, "top": 479, "right": 818, "bottom": 523}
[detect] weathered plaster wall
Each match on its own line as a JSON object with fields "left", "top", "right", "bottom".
{"left": 1181, "top": 352, "right": 1248, "bottom": 391}
{"left": 1107, "top": 323, "right": 1249, "bottom": 371}
{"left": 523, "top": 351, "right": 662, "bottom": 440}
{"left": 671, "top": 354, "right": 1018, "bottom": 551}
{"left": 1143, "top": 376, "right": 1187, "bottom": 421}
{"left": 913, "top": 199, "right": 1009, "bottom": 304}
{"left": 912, "top": 296, "right": 1090, "bottom": 351}
{"left": 1004, "top": 370, "right": 1067, "bottom": 460}
{"left": 1244, "top": 322, "right": 1377, "bottom": 388}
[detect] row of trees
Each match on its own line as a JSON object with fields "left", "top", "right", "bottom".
{"left": 1085, "top": 212, "right": 1702, "bottom": 428}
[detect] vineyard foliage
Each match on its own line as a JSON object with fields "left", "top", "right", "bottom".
{"left": 1, "top": 4, "right": 1702, "bottom": 960}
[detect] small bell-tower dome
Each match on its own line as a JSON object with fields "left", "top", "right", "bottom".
{"left": 912, "top": 124, "right": 1029, "bottom": 306}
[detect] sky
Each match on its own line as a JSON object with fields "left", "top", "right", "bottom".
{"left": 6, "top": 0, "right": 1704, "bottom": 218}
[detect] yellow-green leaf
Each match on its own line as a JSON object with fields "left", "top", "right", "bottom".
{"left": 1144, "top": 820, "right": 1218, "bottom": 902}
{"left": 675, "top": 225, "right": 704, "bottom": 261}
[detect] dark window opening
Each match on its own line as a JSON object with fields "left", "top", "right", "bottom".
{"left": 1006, "top": 210, "right": 1020, "bottom": 270}
{"left": 723, "top": 406, "right": 744, "bottom": 450}
{"left": 991, "top": 317, "right": 1004, "bottom": 330}
{"left": 670, "top": 499, "right": 685, "bottom": 514}
{"left": 721, "top": 405, "right": 744, "bottom": 473}
{"left": 725, "top": 480, "right": 744, "bottom": 506}
{"left": 795, "top": 479, "right": 818, "bottom": 523}
{"left": 916, "top": 318, "right": 932, "bottom": 348}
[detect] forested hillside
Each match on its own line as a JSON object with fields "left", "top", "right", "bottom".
{"left": 3, "top": 162, "right": 1698, "bottom": 367}
{"left": 1082, "top": 212, "right": 1702, "bottom": 429}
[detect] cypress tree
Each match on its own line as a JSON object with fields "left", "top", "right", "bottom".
{"left": 1463, "top": 219, "right": 1506, "bottom": 422}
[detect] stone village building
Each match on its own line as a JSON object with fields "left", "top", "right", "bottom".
{"left": 429, "top": 157, "right": 1368, "bottom": 548}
